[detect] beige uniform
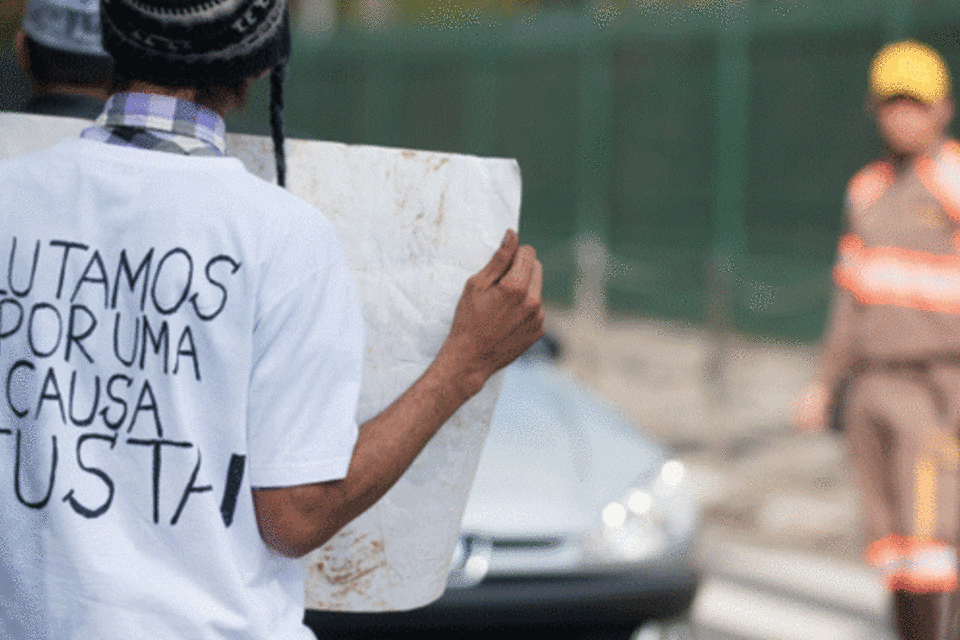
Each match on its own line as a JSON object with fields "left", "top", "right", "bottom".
{"left": 820, "top": 139, "right": 960, "bottom": 594}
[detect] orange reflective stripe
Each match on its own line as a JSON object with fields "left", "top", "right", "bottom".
{"left": 927, "top": 427, "right": 960, "bottom": 470}
{"left": 917, "top": 140, "right": 960, "bottom": 223}
{"left": 899, "top": 541, "right": 958, "bottom": 593}
{"left": 867, "top": 535, "right": 958, "bottom": 593}
{"left": 916, "top": 140, "right": 960, "bottom": 248}
{"left": 834, "top": 234, "right": 960, "bottom": 313}
{"left": 868, "top": 534, "right": 907, "bottom": 575}
{"left": 847, "top": 161, "right": 896, "bottom": 211}
{"left": 914, "top": 454, "right": 937, "bottom": 541}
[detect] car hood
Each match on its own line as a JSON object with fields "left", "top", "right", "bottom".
{"left": 459, "top": 359, "right": 667, "bottom": 539}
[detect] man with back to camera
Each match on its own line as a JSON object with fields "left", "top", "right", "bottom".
{"left": 793, "top": 40, "right": 960, "bottom": 639}
{"left": 15, "top": 0, "right": 112, "bottom": 119}
{"left": 0, "top": 0, "right": 545, "bottom": 637}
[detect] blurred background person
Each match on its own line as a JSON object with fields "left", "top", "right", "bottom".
{"left": 794, "top": 40, "right": 960, "bottom": 640}
{"left": 15, "top": 0, "right": 111, "bottom": 119}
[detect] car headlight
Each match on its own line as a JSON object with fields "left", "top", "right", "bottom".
{"left": 446, "top": 535, "right": 493, "bottom": 589}
{"left": 586, "top": 459, "right": 698, "bottom": 565}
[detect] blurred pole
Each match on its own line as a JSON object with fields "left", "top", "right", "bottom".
{"left": 704, "top": 0, "right": 750, "bottom": 407}
{"left": 882, "top": 0, "right": 913, "bottom": 41}
{"left": 570, "top": 18, "right": 613, "bottom": 383}
{"left": 574, "top": 21, "right": 613, "bottom": 328}
{"left": 294, "top": 0, "right": 337, "bottom": 36}
{"left": 463, "top": 42, "right": 501, "bottom": 158}
{"left": 348, "top": 0, "right": 399, "bottom": 30}
{"left": 362, "top": 51, "right": 402, "bottom": 147}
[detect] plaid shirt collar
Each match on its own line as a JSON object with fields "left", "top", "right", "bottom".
{"left": 81, "top": 92, "right": 227, "bottom": 157}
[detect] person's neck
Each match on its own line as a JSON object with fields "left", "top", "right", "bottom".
{"left": 32, "top": 82, "right": 109, "bottom": 102}
{"left": 889, "top": 135, "right": 949, "bottom": 173}
{"left": 123, "top": 80, "right": 239, "bottom": 118}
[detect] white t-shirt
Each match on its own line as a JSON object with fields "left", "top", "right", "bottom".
{"left": 0, "top": 138, "right": 364, "bottom": 639}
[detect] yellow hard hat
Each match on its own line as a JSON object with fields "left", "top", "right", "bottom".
{"left": 870, "top": 40, "right": 951, "bottom": 105}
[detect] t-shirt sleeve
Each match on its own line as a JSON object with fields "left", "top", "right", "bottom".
{"left": 245, "top": 237, "right": 364, "bottom": 489}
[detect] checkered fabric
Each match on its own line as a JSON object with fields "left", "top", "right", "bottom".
{"left": 81, "top": 92, "right": 226, "bottom": 157}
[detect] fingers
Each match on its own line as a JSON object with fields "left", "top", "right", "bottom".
{"left": 791, "top": 404, "right": 815, "bottom": 432}
{"left": 530, "top": 257, "right": 543, "bottom": 303}
{"left": 791, "top": 386, "right": 828, "bottom": 434}
{"left": 498, "top": 245, "right": 537, "bottom": 294}
{"left": 474, "top": 230, "right": 519, "bottom": 289}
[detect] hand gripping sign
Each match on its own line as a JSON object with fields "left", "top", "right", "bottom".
{"left": 0, "top": 112, "right": 522, "bottom": 612}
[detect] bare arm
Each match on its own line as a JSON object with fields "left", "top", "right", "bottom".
{"left": 252, "top": 231, "right": 544, "bottom": 557}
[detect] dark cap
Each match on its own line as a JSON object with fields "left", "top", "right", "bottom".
{"left": 100, "top": 0, "right": 291, "bottom": 87}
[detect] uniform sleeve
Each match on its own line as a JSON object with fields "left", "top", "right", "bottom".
{"left": 813, "top": 180, "right": 868, "bottom": 400}
{"left": 245, "top": 238, "right": 364, "bottom": 489}
{"left": 814, "top": 282, "right": 857, "bottom": 399}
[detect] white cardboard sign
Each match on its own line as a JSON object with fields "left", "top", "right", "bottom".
{"left": 0, "top": 112, "right": 522, "bottom": 612}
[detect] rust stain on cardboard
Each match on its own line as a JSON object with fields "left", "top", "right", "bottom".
{"left": 313, "top": 532, "right": 388, "bottom": 603}
{"left": 435, "top": 191, "right": 446, "bottom": 228}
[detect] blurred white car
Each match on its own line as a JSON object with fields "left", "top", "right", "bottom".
{"left": 307, "top": 338, "right": 701, "bottom": 639}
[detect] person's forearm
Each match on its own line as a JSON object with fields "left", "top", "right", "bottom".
{"left": 252, "top": 232, "right": 544, "bottom": 558}
{"left": 318, "top": 353, "right": 481, "bottom": 544}
{"left": 253, "top": 352, "right": 483, "bottom": 558}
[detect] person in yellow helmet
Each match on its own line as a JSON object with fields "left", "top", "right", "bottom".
{"left": 794, "top": 40, "right": 960, "bottom": 639}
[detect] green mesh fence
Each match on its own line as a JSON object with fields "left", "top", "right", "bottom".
{"left": 229, "top": 3, "right": 950, "bottom": 343}
{"left": 4, "top": 1, "right": 960, "bottom": 343}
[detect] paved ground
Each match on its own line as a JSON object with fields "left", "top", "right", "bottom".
{"left": 692, "top": 534, "right": 895, "bottom": 640}
{"left": 543, "top": 305, "right": 868, "bottom": 564}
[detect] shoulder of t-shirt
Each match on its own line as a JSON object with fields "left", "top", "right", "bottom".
{"left": 0, "top": 137, "right": 72, "bottom": 171}
{"left": 0, "top": 139, "right": 96, "bottom": 199}
{"left": 3, "top": 137, "right": 345, "bottom": 270}
{"left": 845, "top": 160, "right": 895, "bottom": 213}
{"left": 225, "top": 163, "right": 341, "bottom": 245}
{"left": 223, "top": 162, "right": 354, "bottom": 288}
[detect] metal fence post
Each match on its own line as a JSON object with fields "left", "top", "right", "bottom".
{"left": 463, "top": 42, "right": 501, "bottom": 158}
{"left": 362, "top": 42, "right": 403, "bottom": 146}
{"left": 574, "top": 22, "right": 613, "bottom": 328}
{"left": 705, "top": 0, "right": 750, "bottom": 406}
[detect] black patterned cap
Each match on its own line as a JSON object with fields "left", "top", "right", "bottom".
{"left": 100, "top": 0, "right": 290, "bottom": 86}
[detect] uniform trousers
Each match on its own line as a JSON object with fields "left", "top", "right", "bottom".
{"left": 844, "top": 360, "right": 960, "bottom": 639}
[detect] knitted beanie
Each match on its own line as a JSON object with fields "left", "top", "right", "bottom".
{"left": 100, "top": 0, "right": 290, "bottom": 186}
{"left": 100, "top": 0, "right": 289, "bottom": 87}
{"left": 23, "top": 0, "right": 109, "bottom": 58}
